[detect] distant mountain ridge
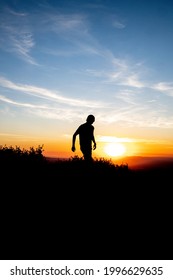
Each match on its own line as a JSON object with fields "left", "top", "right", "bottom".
{"left": 46, "top": 155, "right": 173, "bottom": 170}
{"left": 113, "top": 155, "right": 173, "bottom": 170}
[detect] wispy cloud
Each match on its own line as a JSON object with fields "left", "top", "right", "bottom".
{"left": 112, "top": 20, "right": 126, "bottom": 29}
{"left": 98, "top": 110, "right": 173, "bottom": 128}
{"left": 0, "top": 7, "right": 37, "bottom": 65}
{"left": 0, "top": 94, "right": 95, "bottom": 121}
{"left": 0, "top": 95, "right": 48, "bottom": 108}
{"left": 1, "top": 6, "right": 124, "bottom": 62}
{"left": 97, "top": 136, "right": 133, "bottom": 142}
{"left": 42, "top": 12, "right": 89, "bottom": 38}
{"left": 1, "top": 76, "right": 173, "bottom": 127}
{"left": 85, "top": 56, "right": 147, "bottom": 89}
{"left": 10, "top": 30, "right": 37, "bottom": 65}
{"left": 36, "top": 8, "right": 105, "bottom": 57}
{"left": 123, "top": 74, "right": 145, "bottom": 88}
{"left": 0, "top": 76, "right": 107, "bottom": 108}
{"left": 0, "top": 3, "right": 172, "bottom": 131}
{"left": 152, "top": 82, "right": 173, "bottom": 97}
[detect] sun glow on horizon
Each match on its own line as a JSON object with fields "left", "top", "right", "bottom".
{"left": 104, "top": 142, "right": 126, "bottom": 157}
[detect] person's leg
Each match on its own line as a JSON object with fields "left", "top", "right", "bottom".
{"left": 81, "top": 147, "right": 92, "bottom": 162}
{"left": 84, "top": 152, "right": 92, "bottom": 161}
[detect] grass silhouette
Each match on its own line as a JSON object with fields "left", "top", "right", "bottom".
{"left": 1, "top": 144, "right": 172, "bottom": 261}
{"left": 1, "top": 144, "right": 172, "bottom": 185}
{"left": 0, "top": 145, "right": 130, "bottom": 184}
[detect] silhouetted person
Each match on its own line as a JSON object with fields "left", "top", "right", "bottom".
{"left": 71, "top": 115, "right": 96, "bottom": 161}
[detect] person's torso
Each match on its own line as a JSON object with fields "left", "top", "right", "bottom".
{"left": 78, "top": 123, "right": 94, "bottom": 146}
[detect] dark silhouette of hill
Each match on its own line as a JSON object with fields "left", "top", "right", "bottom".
{"left": 46, "top": 154, "right": 173, "bottom": 170}
{"left": 1, "top": 145, "right": 173, "bottom": 185}
{"left": 44, "top": 154, "right": 173, "bottom": 184}
{"left": 1, "top": 145, "right": 172, "bottom": 260}
{"left": 115, "top": 155, "right": 173, "bottom": 170}
{"left": 0, "top": 145, "right": 130, "bottom": 183}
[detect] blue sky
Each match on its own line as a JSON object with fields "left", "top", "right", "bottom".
{"left": 0, "top": 0, "right": 173, "bottom": 158}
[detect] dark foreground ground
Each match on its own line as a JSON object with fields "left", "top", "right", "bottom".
{"left": 1, "top": 152, "right": 173, "bottom": 260}
{"left": 2, "top": 154, "right": 173, "bottom": 185}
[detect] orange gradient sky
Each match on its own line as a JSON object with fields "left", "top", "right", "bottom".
{"left": 1, "top": 127, "right": 173, "bottom": 160}
{"left": 1, "top": 0, "right": 173, "bottom": 160}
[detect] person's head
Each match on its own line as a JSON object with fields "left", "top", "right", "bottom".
{"left": 86, "top": 114, "right": 95, "bottom": 124}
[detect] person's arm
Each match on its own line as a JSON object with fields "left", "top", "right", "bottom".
{"left": 71, "top": 131, "right": 78, "bottom": 152}
{"left": 92, "top": 129, "right": 96, "bottom": 150}
{"left": 93, "top": 137, "right": 96, "bottom": 150}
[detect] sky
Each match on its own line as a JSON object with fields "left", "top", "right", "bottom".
{"left": 1, "top": 0, "right": 173, "bottom": 159}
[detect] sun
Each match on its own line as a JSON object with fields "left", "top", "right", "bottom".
{"left": 104, "top": 142, "right": 126, "bottom": 157}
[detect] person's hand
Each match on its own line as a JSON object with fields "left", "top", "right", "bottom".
{"left": 71, "top": 146, "right": 76, "bottom": 152}
{"left": 93, "top": 143, "right": 96, "bottom": 150}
